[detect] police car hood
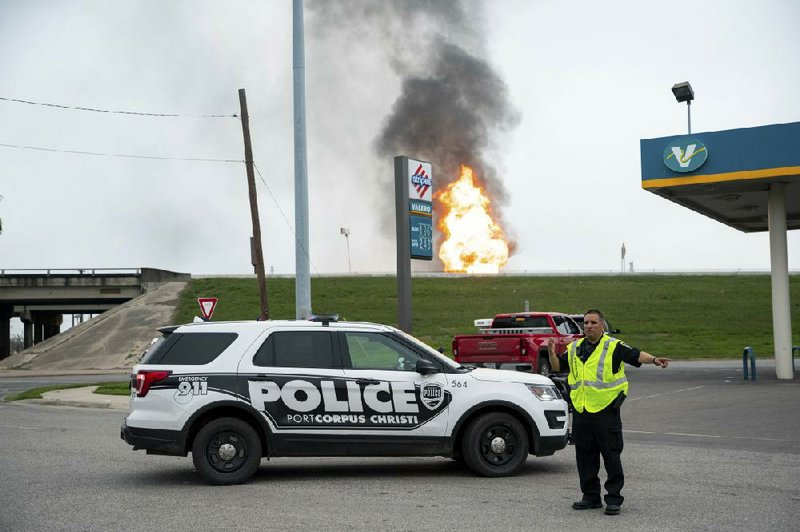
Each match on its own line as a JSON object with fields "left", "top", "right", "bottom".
{"left": 469, "top": 368, "right": 553, "bottom": 385}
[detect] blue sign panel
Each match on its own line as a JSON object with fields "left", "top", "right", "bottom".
{"left": 410, "top": 214, "right": 433, "bottom": 260}
{"left": 641, "top": 121, "right": 800, "bottom": 189}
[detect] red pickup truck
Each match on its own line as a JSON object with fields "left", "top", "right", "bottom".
{"left": 452, "top": 312, "right": 583, "bottom": 375}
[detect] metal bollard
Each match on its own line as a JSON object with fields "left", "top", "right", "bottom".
{"left": 793, "top": 346, "right": 800, "bottom": 371}
{"left": 742, "top": 347, "right": 756, "bottom": 381}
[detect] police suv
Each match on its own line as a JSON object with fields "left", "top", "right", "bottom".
{"left": 121, "top": 317, "right": 569, "bottom": 485}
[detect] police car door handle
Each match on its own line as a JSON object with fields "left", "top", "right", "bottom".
{"left": 356, "top": 378, "right": 380, "bottom": 386}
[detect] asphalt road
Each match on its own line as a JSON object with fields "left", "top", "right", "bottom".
{"left": 0, "top": 362, "right": 798, "bottom": 531}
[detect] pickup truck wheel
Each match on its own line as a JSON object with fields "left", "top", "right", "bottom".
{"left": 461, "top": 412, "right": 529, "bottom": 477}
{"left": 192, "top": 417, "right": 261, "bottom": 485}
{"left": 538, "top": 355, "right": 552, "bottom": 376}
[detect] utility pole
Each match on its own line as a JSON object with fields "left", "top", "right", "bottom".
{"left": 238, "top": 88, "right": 270, "bottom": 320}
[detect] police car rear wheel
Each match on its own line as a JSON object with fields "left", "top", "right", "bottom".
{"left": 462, "top": 412, "right": 528, "bottom": 477}
{"left": 192, "top": 417, "right": 261, "bottom": 485}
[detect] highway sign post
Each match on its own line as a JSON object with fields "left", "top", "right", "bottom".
{"left": 395, "top": 156, "right": 433, "bottom": 333}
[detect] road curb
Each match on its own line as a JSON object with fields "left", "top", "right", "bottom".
{"left": 30, "top": 386, "right": 130, "bottom": 411}
{"left": 28, "top": 398, "right": 122, "bottom": 409}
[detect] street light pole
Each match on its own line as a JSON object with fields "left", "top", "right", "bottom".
{"left": 671, "top": 81, "right": 695, "bottom": 135}
{"left": 340, "top": 227, "right": 351, "bottom": 273}
{"left": 620, "top": 242, "right": 626, "bottom": 274}
{"left": 293, "top": 0, "right": 311, "bottom": 319}
{"left": 687, "top": 100, "right": 692, "bottom": 135}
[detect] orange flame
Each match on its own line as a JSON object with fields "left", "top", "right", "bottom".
{"left": 436, "top": 165, "right": 510, "bottom": 273}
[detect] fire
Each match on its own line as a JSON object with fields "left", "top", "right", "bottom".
{"left": 436, "top": 165, "right": 510, "bottom": 273}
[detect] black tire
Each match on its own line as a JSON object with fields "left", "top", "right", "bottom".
{"left": 191, "top": 417, "right": 262, "bottom": 485}
{"left": 461, "top": 412, "right": 529, "bottom": 477}
{"left": 538, "top": 354, "right": 552, "bottom": 376}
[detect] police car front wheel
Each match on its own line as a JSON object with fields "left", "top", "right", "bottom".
{"left": 191, "top": 417, "right": 262, "bottom": 485}
{"left": 461, "top": 412, "right": 529, "bottom": 477}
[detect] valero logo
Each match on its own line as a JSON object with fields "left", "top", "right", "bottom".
{"left": 411, "top": 164, "right": 432, "bottom": 198}
{"left": 663, "top": 138, "right": 708, "bottom": 173}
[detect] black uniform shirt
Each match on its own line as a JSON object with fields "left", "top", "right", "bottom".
{"left": 558, "top": 336, "right": 641, "bottom": 374}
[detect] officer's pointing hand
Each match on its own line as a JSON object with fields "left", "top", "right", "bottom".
{"left": 654, "top": 357, "right": 671, "bottom": 368}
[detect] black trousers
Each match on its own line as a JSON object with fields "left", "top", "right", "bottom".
{"left": 572, "top": 406, "right": 625, "bottom": 506}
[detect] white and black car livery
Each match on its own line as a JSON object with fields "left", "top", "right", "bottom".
{"left": 121, "top": 317, "right": 569, "bottom": 485}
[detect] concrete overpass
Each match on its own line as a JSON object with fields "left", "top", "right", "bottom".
{"left": 0, "top": 268, "right": 190, "bottom": 359}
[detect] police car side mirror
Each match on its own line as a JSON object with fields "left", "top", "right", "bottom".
{"left": 416, "top": 359, "right": 439, "bottom": 375}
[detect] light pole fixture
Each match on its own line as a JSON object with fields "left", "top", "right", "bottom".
{"left": 671, "top": 81, "right": 694, "bottom": 134}
{"left": 340, "top": 227, "right": 351, "bottom": 273}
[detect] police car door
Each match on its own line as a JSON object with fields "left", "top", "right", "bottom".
{"left": 237, "top": 327, "right": 349, "bottom": 455}
{"left": 339, "top": 328, "right": 450, "bottom": 455}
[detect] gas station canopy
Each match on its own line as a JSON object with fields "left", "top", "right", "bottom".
{"left": 640, "top": 121, "right": 800, "bottom": 232}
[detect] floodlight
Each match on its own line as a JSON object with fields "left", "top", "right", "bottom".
{"left": 672, "top": 82, "right": 694, "bottom": 103}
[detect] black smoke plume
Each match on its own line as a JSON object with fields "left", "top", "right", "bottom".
{"left": 308, "top": 0, "right": 519, "bottom": 263}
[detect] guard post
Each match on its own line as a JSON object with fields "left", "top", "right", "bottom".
{"left": 742, "top": 346, "right": 756, "bottom": 381}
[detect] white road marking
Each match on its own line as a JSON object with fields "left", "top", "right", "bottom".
{"left": 665, "top": 432, "right": 722, "bottom": 438}
{"left": 731, "top": 436, "right": 795, "bottom": 442}
{"left": 628, "top": 385, "right": 705, "bottom": 401}
{"left": 624, "top": 430, "right": 795, "bottom": 443}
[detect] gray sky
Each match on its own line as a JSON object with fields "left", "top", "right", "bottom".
{"left": 1, "top": 0, "right": 799, "bottom": 276}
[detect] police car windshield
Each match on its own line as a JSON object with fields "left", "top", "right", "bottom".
{"left": 389, "top": 327, "right": 460, "bottom": 370}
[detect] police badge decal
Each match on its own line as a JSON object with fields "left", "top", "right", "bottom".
{"left": 420, "top": 383, "right": 445, "bottom": 410}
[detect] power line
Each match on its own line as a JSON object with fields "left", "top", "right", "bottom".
{"left": 0, "top": 96, "right": 237, "bottom": 119}
{"left": 0, "top": 142, "right": 243, "bottom": 163}
{"left": 253, "top": 162, "right": 319, "bottom": 275}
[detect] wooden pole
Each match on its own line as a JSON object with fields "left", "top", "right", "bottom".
{"left": 238, "top": 88, "right": 270, "bottom": 320}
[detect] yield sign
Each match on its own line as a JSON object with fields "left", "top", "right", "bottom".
{"left": 197, "top": 297, "right": 218, "bottom": 320}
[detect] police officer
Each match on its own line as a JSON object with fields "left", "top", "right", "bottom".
{"left": 547, "top": 309, "right": 670, "bottom": 516}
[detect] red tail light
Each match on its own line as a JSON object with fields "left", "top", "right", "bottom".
{"left": 135, "top": 370, "right": 171, "bottom": 397}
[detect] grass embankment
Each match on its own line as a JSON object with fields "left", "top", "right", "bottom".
{"left": 5, "top": 381, "right": 130, "bottom": 401}
{"left": 176, "top": 275, "right": 800, "bottom": 359}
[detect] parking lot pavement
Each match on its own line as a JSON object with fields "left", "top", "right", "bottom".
{"left": 619, "top": 358, "right": 800, "bottom": 454}
{"left": 0, "top": 399, "right": 798, "bottom": 531}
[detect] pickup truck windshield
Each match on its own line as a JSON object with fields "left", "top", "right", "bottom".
{"left": 492, "top": 316, "right": 550, "bottom": 329}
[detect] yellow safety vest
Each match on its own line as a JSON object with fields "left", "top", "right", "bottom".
{"left": 567, "top": 335, "right": 629, "bottom": 413}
